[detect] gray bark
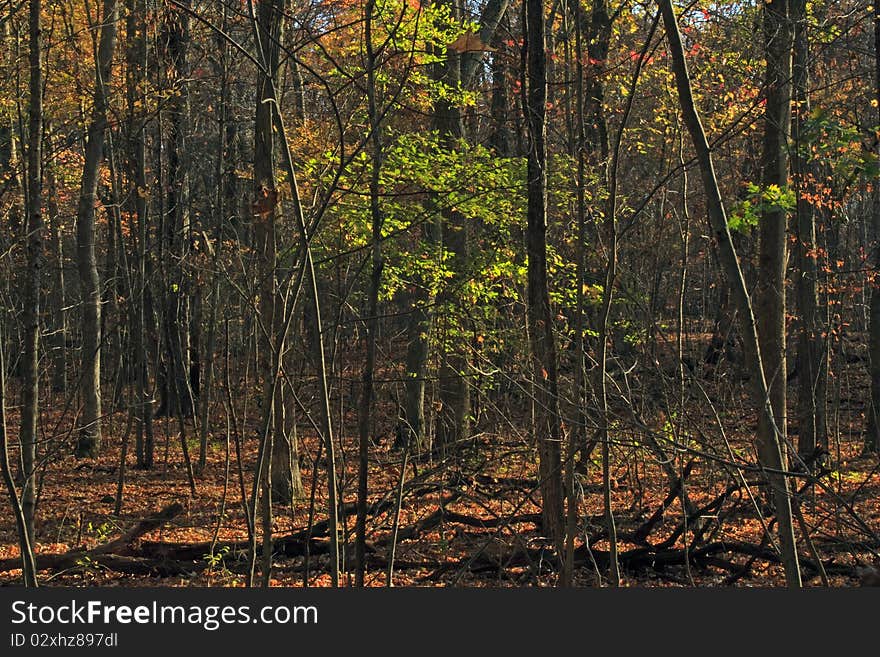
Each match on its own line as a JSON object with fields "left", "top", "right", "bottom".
{"left": 0, "top": 324, "right": 38, "bottom": 586}
{"left": 46, "top": 163, "right": 67, "bottom": 394}
{"left": 755, "top": 0, "right": 792, "bottom": 468}
{"left": 253, "top": 0, "right": 303, "bottom": 504}
{"left": 74, "top": 0, "right": 119, "bottom": 458}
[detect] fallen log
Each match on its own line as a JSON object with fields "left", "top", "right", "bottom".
{"left": 0, "top": 502, "right": 184, "bottom": 574}
{"left": 630, "top": 460, "right": 695, "bottom": 545}
{"left": 421, "top": 536, "right": 866, "bottom": 584}
{"left": 138, "top": 497, "right": 401, "bottom": 562}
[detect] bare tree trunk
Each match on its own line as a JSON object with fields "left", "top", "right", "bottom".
{"left": 103, "top": 132, "right": 126, "bottom": 408}
{"left": 525, "top": 0, "right": 564, "bottom": 553}
{"left": 158, "top": 2, "right": 193, "bottom": 421}
{"left": 0, "top": 20, "right": 14, "bottom": 178}
{"left": 268, "top": 76, "right": 341, "bottom": 587}
{"left": 75, "top": 0, "right": 119, "bottom": 458}
{"left": 253, "top": 0, "right": 302, "bottom": 505}
{"left": 46, "top": 161, "right": 67, "bottom": 394}
{"left": 489, "top": 38, "right": 511, "bottom": 157}
{"left": 0, "top": 326, "right": 37, "bottom": 586}
{"left": 564, "top": 0, "right": 587, "bottom": 587}
{"left": 402, "top": 299, "right": 431, "bottom": 452}
{"left": 755, "top": 0, "right": 792, "bottom": 471}
{"left": 582, "top": 0, "right": 611, "bottom": 166}
{"left": 199, "top": 1, "right": 233, "bottom": 473}
{"left": 659, "top": 0, "right": 802, "bottom": 587}
{"left": 126, "top": 0, "right": 154, "bottom": 469}
{"left": 704, "top": 282, "right": 738, "bottom": 365}
{"left": 866, "top": 0, "right": 880, "bottom": 453}
{"left": 792, "top": 0, "right": 826, "bottom": 462}
{"left": 356, "top": 0, "right": 385, "bottom": 587}
{"left": 20, "top": 0, "right": 44, "bottom": 544}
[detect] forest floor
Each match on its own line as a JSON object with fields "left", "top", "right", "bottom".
{"left": 2, "top": 333, "right": 880, "bottom": 587}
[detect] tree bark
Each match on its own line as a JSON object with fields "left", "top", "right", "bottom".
{"left": 46, "top": 161, "right": 67, "bottom": 394}
{"left": 525, "top": 0, "right": 564, "bottom": 552}
{"left": 199, "top": 1, "right": 233, "bottom": 473}
{"left": 357, "top": 0, "right": 385, "bottom": 587}
{"left": 126, "top": 0, "right": 154, "bottom": 469}
{"left": 158, "top": 1, "right": 194, "bottom": 421}
{"left": 866, "top": 0, "right": 880, "bottom": 453}
{"left": 0, "top": 325, "right": 38, "bottom": 586}
{"left": 402, "top": 294, "right": 431, "bottom": 452}
{"left": 792, "top": 0, "right": 827, "bottom": 462}
{"left": 432, "top": 0, "right": 470, "bottom": 454}
{"left": 755, "top": 0, "right": 792, "bottom": 469}
{"left": 74, "top": 0, "right": 119, "bottom": 458}
{"left": 659, "top": 0, "right": 802, "bottom": 587}
{"left": 253, "top": 0, "right": 303, "bottom": 505}
{"left": 20, "top": 0, "right": 44, "bottom": 544}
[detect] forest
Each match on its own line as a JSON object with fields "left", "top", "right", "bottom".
{"left": 0, "top": 0, "right": 879, "bottom": 589}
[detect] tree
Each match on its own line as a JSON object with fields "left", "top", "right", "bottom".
{"left": 0, "top": 324, "right": 37, "bottom": 586}
{"left": 791, "top": 0, "right": 827, "bottom": 462}
{"left": 74, "top": 0, "right": 119, "bottom": 458}
{"left": 19, "top": 0, "right": 43, "bottom": 547}
{"left": 125, "top": 0, "right": 154, "bottom": 469}
{"left": 867, "top": 0, "right": 880, "bottom": 454}
{"left": 755, "top": 0, "right": 793, "bottom": 469}
{"left": 156, "top": 1, "right": 195, "bottom": 424}
{"left": 356, "top": 0, "right": 386, "bottom": 587}
{"left": 403, "top": 0, "right": 511, "bottom": 453}
{"left": 5, "top": 0, "right": 880, "bottom": 591}
{"left": 525, "top": 0, "right": 564, "bottom": 553}
{"left": 252, "top": 0, "right": 303, "bottom": 506}
{"left": 659, "top": 0, "right": 802, "bottom": 588}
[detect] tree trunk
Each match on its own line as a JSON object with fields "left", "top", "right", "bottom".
{"left": 20, "top": 0, "right": 43, "bottom": 544}
{"left": 755, "top": 0, "right": 792, "bottom": 470}
{"left": 866, "top": 0, "right": 880, "bottom": 453}
{"left": 46, "top": 161, "right": 67, "bottom": 394}
{"left": 403, "top": 0, "right": 510, "bottom": 454}
{"left": 266, "top": 44, "right": 341, "bottom": 588}
{"left": 402, "top": 298, "right": 431, "bottom": 452}
{"left": 582, "top": 0, "right": 611, "bottom": 166}
{"left": 525, "top": 0, "right": 564, "bottom": 552}
{"left": 0, "top": 20, "right": 14, "bottom": 178}
{"left": 105, "top": 130, "right": 128, "bottom": 407}
{"left": 357, "top": 0, "right": 385, "bottom": 586}
{"left": 253, "top": 0, "right": 302, "bottom": 504}
{"left": 0, "top": 325, "right": 38, "bottom": 586}
{"left": 158, "top": 2, "right": 193, "bottom": 421}
{"left": 489, "top": 41, "right": 511, "bottom": 157}
{"left": 792, "top": 0, "right": 827, "bottom": 462}
{"left": 564, "top": 0, "right": 588, "bottom": 587}
{"left": 199, "top": 1, "right": 233, "bottom": 473}
{"left": 659, "top": 0, "right": 802, "bottom": 587}
{"left": 74, "top": 0, "right": 119, "bottom": 458}
{"left": 432, "top": 0, "right": 470, "bottom": 454}
{"left": 126, "top": 0, "right": 154, "bottom": 469}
